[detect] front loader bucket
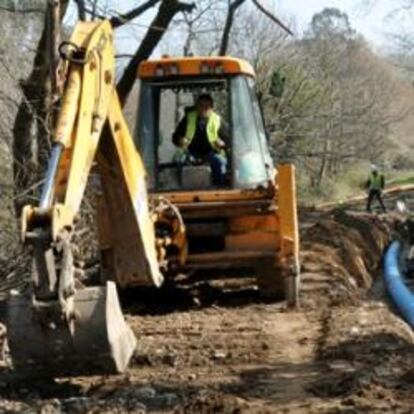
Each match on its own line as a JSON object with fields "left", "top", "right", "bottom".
{"left": 6, "top": 281, "right": 136, "bottom": 377}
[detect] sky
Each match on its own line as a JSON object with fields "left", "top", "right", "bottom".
{"left": 66, "top": 0, "right": 412, "bottom": 55}
{"left": 276, "top": 0, "right": 410, "bottom": 49}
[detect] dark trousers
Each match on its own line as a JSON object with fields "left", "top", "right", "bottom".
{"left": 366, "top": 189, "right": 386, "bottom": 213}
{"left": 208, "top": 152, "right": 227, "bottom": 185}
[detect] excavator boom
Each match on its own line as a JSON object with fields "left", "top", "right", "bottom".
{"left": 7, "top": 21, "right": 160, "bottom": 377}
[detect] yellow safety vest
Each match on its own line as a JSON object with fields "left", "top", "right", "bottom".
{"left": 185, "top": 110, "right": 221, "bottom": 150}
{"left": 369, "top": 173, "right": 383, "bottom": 190}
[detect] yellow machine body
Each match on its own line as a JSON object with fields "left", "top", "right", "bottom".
{"left": 134, "top": 55, "right": 300, "bottom": 301}
{"left": 7, "top": 21, "right": 299, "bottom": 378}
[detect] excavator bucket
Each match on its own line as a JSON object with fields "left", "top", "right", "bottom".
{"left": 6, "top": 282, "right": 136, "bottom": 377}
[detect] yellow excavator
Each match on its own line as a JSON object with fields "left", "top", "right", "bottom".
{"left": 6, "top": 21, "right": 299, "bottom": 377}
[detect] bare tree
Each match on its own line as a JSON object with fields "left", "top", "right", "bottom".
{"left": 74, "top": 0, "right": 86, "bottom": 20}
{"left": 12, "top": 0, "right": 69, "bottom": 211}
{"left": 219, "top": 0, "right": 292, "bottom": 56}
{"left": 219, "top": 0, "right": 246, "bottom": 55}
{"left": 238, "top": 6, "right": 413, "bottom": 195}
{"left": 117, "top": 0, "right": 196, "bottom": 105}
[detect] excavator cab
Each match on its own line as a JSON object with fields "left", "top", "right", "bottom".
{"left": 135, "top": 57, "right": 300, "bottom": 303}
{"left": 136, "top": 57, "right": 273, "bottom": 192}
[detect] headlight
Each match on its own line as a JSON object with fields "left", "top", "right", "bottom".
{"left": 200, "top": 63, "right": 211, "bottom": 74}
{"left": 154, "top": 65, "right": 165, "bottom": 76}
{"left": 170, "top": 63, "right": 179, "bottom": 75}
{"left": 215, "top": 65, "right": 224, "bottom": 74}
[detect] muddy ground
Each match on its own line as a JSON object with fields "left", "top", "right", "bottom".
{"left": 0, "top": 209, "right": 413, "bottom": 413}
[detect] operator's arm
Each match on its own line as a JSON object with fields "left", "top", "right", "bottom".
{"left": 172, "top": 116, "right": 187, "bottom": 147}
{"left": 218, "top": 119, "right": 230, "bottom": 148}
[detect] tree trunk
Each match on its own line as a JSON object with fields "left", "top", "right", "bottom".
{"left": 75, "top": 0, "right": 86, "bottom": 21}
{"left": 317, "top": 136, "right": 331, "bottom": 188}
{"left": 38, "top": 0, "right": 62, "bottom": 170}
{"left": 12, "top": 0, "right": 68, "bottom": 213}
{"left": 219, "top": 0, "right": 246, "bottom": 56}
{"left": 116, "top": 0, "right": 195, "bottom": 106}
{"left": 12, "top": 27, "right": 47, "bottom": 208}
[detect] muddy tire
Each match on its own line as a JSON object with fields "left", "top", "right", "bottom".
{"left": 256, "top": 259, "right": 300, "bottom": 306}
{"left": 256, "top": 261, "right": 285, "bottom": 300}
{"left": 286, "top": 255, "right": 301, "bottom": 308}
{"left": 286, "top": 273, "right": 300, "bottom": 308}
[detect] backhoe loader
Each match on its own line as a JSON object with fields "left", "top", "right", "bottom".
{"left": 6, "top": 21, "right": 299, "bottom": 377}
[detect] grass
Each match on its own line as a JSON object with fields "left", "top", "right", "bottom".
{"left": 298, "top": 164, "right": 414, "bottom": 206}
{"left": 386, "top": 171, "right": 414, "bottom": 187}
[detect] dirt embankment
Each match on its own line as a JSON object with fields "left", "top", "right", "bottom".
{"left": 301, "top": 211, "right": 414, "bottom": 413}
{"left": 300, "top": 210, "right": 398, "bottom": 307}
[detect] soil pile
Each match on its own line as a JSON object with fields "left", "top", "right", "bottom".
{"left": 300, "top": 210, "right": 398, "bottom": 307}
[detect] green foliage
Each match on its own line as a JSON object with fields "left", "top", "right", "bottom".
{"left": 391, "top": 153, "right": 414, "bottom": 170}
{"left": 269, "top": 71, "right": 286, "bottom": 98}
{"left": 388, "top": 175, "right": 414, "bottom": 186}
{"left": 253, "top": 7, "right": 410, "bottom": 203}
{"left": 297, "top": 162, "right": 368, "bottom": 204}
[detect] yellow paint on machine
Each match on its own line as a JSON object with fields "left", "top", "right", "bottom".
{"left": 138, "top": 56, "right": 256, "bottom": 79}
{"left": 277, "top": 164, "right": 300, "bottom": 260}
{"left": 106, "top": 92, "right": 162, "bottom": 286}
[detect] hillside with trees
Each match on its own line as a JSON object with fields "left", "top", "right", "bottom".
{"left": 228, "top": 7, "right": 414, "bottom": 201}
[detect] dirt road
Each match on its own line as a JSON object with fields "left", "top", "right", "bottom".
{"left": 0, "top": 211, "right": 413, "bottom": 413}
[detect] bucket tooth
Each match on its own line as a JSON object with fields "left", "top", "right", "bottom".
{"left": 6, "top": 281, "right": 136, "bottom": 377}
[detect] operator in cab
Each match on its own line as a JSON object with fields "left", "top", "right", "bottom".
{"left": 172, "top": 94, "right": 228, "bottom": 185}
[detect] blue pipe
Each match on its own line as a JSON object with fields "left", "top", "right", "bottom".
{"left": 384, "top": 240, "right": 414, "bottom": 327}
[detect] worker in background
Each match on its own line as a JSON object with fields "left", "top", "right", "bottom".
{"left": 366, "top": 165, "right": 386, "bottom": 213}
{"left": 172, "top": 94, "right": 228, "bottom": 185}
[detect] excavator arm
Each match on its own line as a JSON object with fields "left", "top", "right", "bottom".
{"left": 7, "top": 21, "right": 162, "bottom": 377}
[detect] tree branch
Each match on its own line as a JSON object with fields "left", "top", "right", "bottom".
{"left": 116, "top": 0, "right": 195, "bottom": 105}
{"left": 82, "top": 0, "right": 162, "bottom": 28}
{"left": 219, "top": 0, "right": 246, "bottom": 56}
{"left": 251, "top": 0, "right": 293, "bottom": 36}
{"left": 110, "top": 0, "right": 162, "bottom": 28}
{"left": 74, "top": 0, "right": 87, "bottom": 21}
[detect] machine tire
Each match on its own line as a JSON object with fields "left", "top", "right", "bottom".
{"left": 256, "top": 259, "right": 301, "bottom": 306}
{"left": 286, "top": 272, "right": 300, "bottom": 308}
{"left": 256, "top": 261, "right": 285, "bottom": 300}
